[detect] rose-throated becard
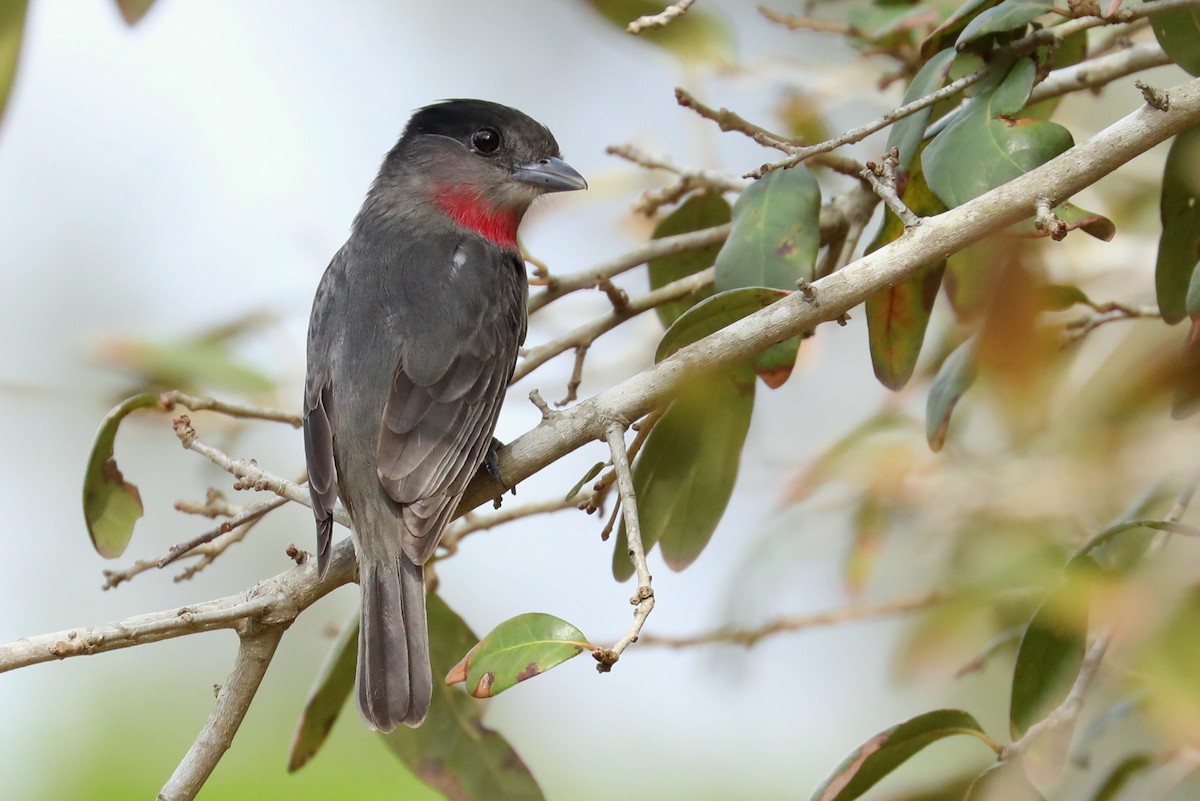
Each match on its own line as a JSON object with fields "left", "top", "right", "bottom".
{"left": 303, "top": 99, "right": 585, "bottom": 730}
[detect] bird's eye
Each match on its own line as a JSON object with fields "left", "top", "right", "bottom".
{"left": 471, "top": 128, "right": 501, "bottom": 154}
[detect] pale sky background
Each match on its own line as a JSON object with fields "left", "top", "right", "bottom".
{"left": 0, "top": 2, "right": 1180, "bottom": 800}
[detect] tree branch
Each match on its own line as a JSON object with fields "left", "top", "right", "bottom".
{"left": 640, "top": 591, "right": 946, "bottom": 648}
{"left": 593, "top": 420, "right": 655, "bottom": 670}
{"left": 627, "top": 0, "right": 695, "bottom": 34}
{"left": 158, "top": 627, "right": 285, "bottom": 801}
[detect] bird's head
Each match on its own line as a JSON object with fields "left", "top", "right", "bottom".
{"left": 373, "top": 99, "right": 586, "bottom": 249}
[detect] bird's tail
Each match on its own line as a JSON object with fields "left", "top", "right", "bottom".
{"left": 357, "top": 554, "right": 432, "bottom": 730}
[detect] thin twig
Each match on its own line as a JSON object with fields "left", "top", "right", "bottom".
{"left": 594, "top": 420, "right": 655, "bottom": 670}
{"left": 862, "top": 148, "right": 922, "bottom": 228}
{"left": 158, "top": 628, "right": 285, "bottom": 801}
{"left": 528, "top": 225, "right": 731, "bottom": 314}
{"left": 159, "top": 390, "right": 301, "bottom": 428}
{"left": 580, "top": 408, "right": 664, "bottom": 514}
{"left": 160, "top": 496, "right": 289, "bottom": 568}
{"left": 559, "top": 345, "right": 591, "bottom": 406}
{"left": 1061, "top": 303, "right": 1160, "bottom": 346}
{"left": 1028, "top": 42, "right": 1172, "bottom": 106}
{"left": 748, "top": 0, "right": 1200, "bottom": 178}
{"left": 640, "top": 591, "right": 946, "bottom": 647}
{"left": 438, "top": 496, "right": 581, "bottom": 556}
{"left": 513, "top": 266, "right": 715, "bottom": 383}
{"left": 627, "top": 0, "right": 695, "bottom": 34}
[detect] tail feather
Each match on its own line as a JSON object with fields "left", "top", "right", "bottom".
{"left": 357, "top": 556, "right": 431, "bottom": 730}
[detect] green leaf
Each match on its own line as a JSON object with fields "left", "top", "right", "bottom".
{"left": 0, "top": 0, "right": 27, "bottom": 125}
{"left": 1155, "top": 126, "right": 1200, "bottom": 324}
{"left": 956, "top": 0, "right": 1056, "bottom": 50}
{"left": 886, "top": 48, "right": 958, "bottom": 173}
{"left": 656, "top": 286, "right": 799, "bottom": 388}
{"left": 449, "top": 613, "right": 590, "bottom": 699}
{"left": 810, "top": 709, "right": 997, "bottom": 801}
{"left": 585, "top": 0, "right": 733, "bottom": 63}
{"left": 114, "top": 0, "right": 157, "bottom": 25}
{"left": 1151, "top": 5, "right": 1200, "bottom": 77}
{"left": 924, "top": 58, "right": 1074, "bottom": 209}
{"left": 926, "top": 336, "right": 978, "bottom": 451}
{"left": 1010, "top": 557, "right": 1095, "bottom": 739}
{"left": 865, "top": 155, "right": 947, "bottom": 390}
{"left": 714, "top": 166, "right": 821, "bottom": 293}
{"left": 288, "top": 612, "right": 359, "bottom": 772}
{"left": 565, "top": 461, "right": 605, "bottom": 502}
{"left": 963, "top": 763, "right": 1046, "bottom": 801}
{"left": 1086, "top": 753, "right": 1153, "bottom": 801}
{"left": 920, "top": 0, "right": 1000, "bottom": 57}
{"left": 82, "top": 393, "right": 159, "bottom": 558}
{"left": 614, "top": 367, "right": 755, "bottom": 579}
{"left": 383, "top": 595, "right": 545, "bottom": 801}
{"left": 648, "top": 193, "right": 730, "bottom": 327}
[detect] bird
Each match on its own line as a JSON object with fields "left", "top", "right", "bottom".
{"left": 303, "top": 99, "right": 586, "bottom": 731}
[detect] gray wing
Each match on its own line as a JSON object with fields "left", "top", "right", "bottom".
{"left": 303, "top": 251, "right": 346, "bottom": 578}
{"left": 375, "top": 243, "right": 525, "bottom": 566}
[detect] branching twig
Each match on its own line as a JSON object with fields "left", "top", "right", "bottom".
{"left": 748, "top": 0, "right": 1200, "bottom": 178}
{"left": 641, "top": 590, "right": 946, "bottom": 648}
{"left": 863, "top": 148, "right": 922, "bottom": 228}
{"left": 593, "top": 420, "right": 655, "bottom": 671}
{"left": 160, "top": 496, "right": 289, "bottom": 569}
{"left": 1061, "top": 303, "right": 1160, "bottom": 346}
{"left": 627, "top": 0, "right": 695, "bottom": 34}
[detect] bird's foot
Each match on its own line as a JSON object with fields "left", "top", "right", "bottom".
{"left": 485, "top": 437, "right": 517, "bottom": 508}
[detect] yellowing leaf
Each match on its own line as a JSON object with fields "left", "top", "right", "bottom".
{"left": 82, "top": 393, "right": 159, "bottom": 558}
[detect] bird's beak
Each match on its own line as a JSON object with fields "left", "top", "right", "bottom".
{"left": 513, "top": 157, "right": 587, "bottom": 193}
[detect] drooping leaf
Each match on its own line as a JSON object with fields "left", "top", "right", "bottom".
{"left": 1010, "top": 556, "right": 1096, "bottom": 740}
{"left": 447, "top": 613, "right": 591, "bottom": 699}
{"left": 383, "top": 595, "right": 545, "bottom": 801}
{"left": 657, "top": 286, "right": 799, "bottom": 388}
{"left": 83, "top": 393, "right": 160, "bottom": 558}
{"left": 956, "top": 1, "right": 1055, "bottom": 50}
{"left": 920, "top": 0, "right": 1000, "bottom": 57}
{"left": 0, "top": 0, "right": 28, "bottom": 126}
{"left": 963, "top": 763, "right": 1046, "bottom": 801}
{"left": 1155, "top": 126, "right": 1200, "bottom": 324}
{"left": 865, "top": 155, "right": 947, "bottom": 390}
{"left": 1085, "top": 753, "right": 1153, "bottom": 801}
{"left": 1151, "top": 5, "right": 1200, "bottom": 77}
{"left": 614, "top": 366, "right": 755, "bottom": 578}
{"left": 115, "top": 0, "right": 157, "bottom": 25}
{"left": 288, "top": 612, "right": 359, "bottom": 772}
{"left": 648, "top": 193, "right": 731, "bottom": 327}
{"left": 565, "top": 461, "right": 605, "bottom": 502}
{"left": 585, "top": 0, "right": 733, "bottom": 63}
{"left": 926, "top": 336, "right": 978, "bottom": 451}
{"left": 886, "top": 48, "right": 957, "bottom": 174}
{"left": 713, "top": 165, "right": 821, "bottom": 293}
{"left": 810, "top": 709, "right": 997, "bottom": 801}
{"left": 924, "top": 58, "right": 1073, "bottom": 209}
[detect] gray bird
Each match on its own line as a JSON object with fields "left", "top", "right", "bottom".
{"left": 304, "top": 99, "right": 585, "bottom": 730}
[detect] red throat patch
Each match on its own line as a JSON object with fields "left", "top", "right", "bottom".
{"left": 435, "top": 187, "right": 520, "bottom": 250}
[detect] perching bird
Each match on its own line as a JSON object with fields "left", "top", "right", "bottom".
{"left": 303, "top": 99, "right": 585, "bottom": 730}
